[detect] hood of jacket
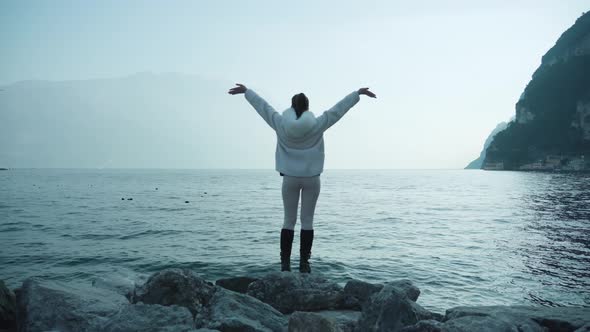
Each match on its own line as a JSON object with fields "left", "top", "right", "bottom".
{"left": 281, "top": 108, "right": 317, "bottom": 139}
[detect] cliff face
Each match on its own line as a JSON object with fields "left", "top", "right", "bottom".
{"left": 465, "top": 121, "right": 508, "bottom": 169}
{"left": 484, "top": 12, "right": 590, "bottom": 171}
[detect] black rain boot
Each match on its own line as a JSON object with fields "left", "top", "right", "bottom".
{"left": 280, "top": 229, "right": 294, "bottom": 272}
{"left": 300, "top": 229, "right": 314, "bottom": 273}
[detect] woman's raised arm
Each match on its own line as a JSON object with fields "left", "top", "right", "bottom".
{"left": 316, "top": 87, "right": 376, "bottom": 131}
{"left": 228, "top": 83, "right": 281, "bottom": 130}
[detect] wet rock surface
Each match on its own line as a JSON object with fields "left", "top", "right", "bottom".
{"left": 97, "top": 303, "right": 195, "bottom": 332}
{"left": 16, "top": 278, "right": 128, "bottom": 332}
{"left": 246, "top": 272, "right": 344, "bottom": 314}
{"left": 355, "top": 283, "right": 442, "bottom": 332}
{"left": 8, "top": 269, "right": 590, "bottom": 332}
{"left": 215, "top": 276, "right": 258, "bottom": 294}
{"left": 129, "top": 268, "right": 215, "bottom": 317}
{"left": 0, "top": 280, "right": 16, "bottom": 331}
{"left": 288, "top": 311, "right": 342, "bottom": 332}
{"left": 445, "top": 305, "right": 590, "bottom": 332}
{"left": 199, "top": 287, "right": 287, "bottom": 332}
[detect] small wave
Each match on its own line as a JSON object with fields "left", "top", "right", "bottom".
{"left": 156, "top": 207, "right": 188, "bottom": 212}
{"left": 18, "top": 242, "right": 46, "bottom": 248}
{"left": 78, "top": 234, "right": 115, "bottom": 240}
{"left": 0, "top": 226, "right": 25, "bottom": 232}
{"left": 118, "top": 229, "right": 185, "bottom": 240}
{"left": 1, "top": 221, "right": 31, "bottom": 226}
{"left": 65, "top": 211, "right": 84, "bottom": 215}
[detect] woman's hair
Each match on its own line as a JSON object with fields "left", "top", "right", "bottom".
{"left": 291, "top": 93, "right": 309, "bottom": 119}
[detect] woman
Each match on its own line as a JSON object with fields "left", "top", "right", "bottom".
{"left": 228, "top": 83, "right": 376, "bottom": 273}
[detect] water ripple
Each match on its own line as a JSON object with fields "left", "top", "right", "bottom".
{"left": 1, "top": 169, "right": 589, "bottom": 311}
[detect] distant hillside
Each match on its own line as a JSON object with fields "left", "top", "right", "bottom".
{"left": 483, "top": 12, "right": 590, "bottom": 171}
{"left": 0, "top": 73, "right": 277, "bottom": 168}
{"left": 464, "top": 121, "right": 508, "bottom": 169}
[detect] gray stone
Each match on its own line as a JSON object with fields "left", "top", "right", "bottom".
{"left": 355, "top": 284, "right": 440, "bottom": 332}
{"left": 442, "top": 315, "right": 544, "bottom": 332}
{"left": 16, "top": 278, "right": 128, "bottom": 332}
{"left": 131, "top": 270, "right": 286, "bottom": 331}
{"left": 385, "top": 280, "right": 421, "bottom": 302}
{"left": 130, "top": 268, "right": 215, "bottom": 317}
{"left": 400, "top": 320, "right": 443, "bottom": 332}
{"left": 314, "top": 310, "right": 362, "bottom": 332}
{"left": 215, "top": 276, "right": 258, "bottom": 294}
{"left": 97, "top": 303, "right": 195, "bottom": 332}
{"left": 202, "top": 287, "right": 287, "bottom": 332}
{"left": 413, "top": 303, "right": 444, "bottom": 322}
{"left": 401, "top": 315, "right": 545, "bottom": 332}
{"left": 341, "top": 279, "right": 421, "bottom": 311}
{"left": 0, "top": 280, "right": 16, "bottom": 330}
{"left": 289, "top": 311, "right": 341, "bottom": 332}
{"left": 91, "top": 275, "right": 135, "bottom": 298}
{"left": 341, "top": 280, "right": 384, "bottom": 309}
{"left": 445, "top": 306, "right": 590, "bottom": 331}
{"left": 247, "top": 272, "right": 343, "bottom": 314}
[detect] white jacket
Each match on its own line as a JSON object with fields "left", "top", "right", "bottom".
{"left": 245, "top": 89, "right": 360, "bottom": 177}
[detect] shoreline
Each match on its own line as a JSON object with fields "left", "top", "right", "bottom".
{"left": 2, "top": 268, "right": 589, "bottom": 332}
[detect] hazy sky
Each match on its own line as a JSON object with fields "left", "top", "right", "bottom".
{"left": 1, "top": 1, "right": 588, "bottom": 168}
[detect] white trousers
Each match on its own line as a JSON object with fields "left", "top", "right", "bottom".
{"left": 282, "top": 175, "right": 321, "bottom": 230}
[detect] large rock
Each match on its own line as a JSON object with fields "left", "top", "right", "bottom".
{"left": 400, "top": 316, "right": 543, "bottom": 332}
{"left": 130, "top": 268, "right": 215, "bottom": 317}
{"left": 246, "top": 272, "right": 343, "bottom": 314}
{"left": 446, "top": 306, "right": 590, "bottom": 331}
{"left": 16, "top": 278, "right": 128, "bottom": 332}
{"left": 91, "top": 275, "right": 136, "bottom": 298}
{"left": 131, "top": 269, "right": 287, "bottom": 332}
{"left": 97, "top": 303, "right": 195, "bottom": 332}
{"left": 341, "top": 279, "right": 421, "bottom": 311}
{"left": 289, "top": 311, "right": 342, "bottom": 332}
{"left": 215, "top": 277, "right": 258, "bottom": 294}
{"left": 385, "top": 280, "right": 421, "bottom": 302}
{"left": 0, "top": 280, "right": 16, "bottom": 330}
{"left": 314, "top": 310, "right": 362, "bottom": 332}
{"left": 355, "top": 283, "right": 440, "bottom": 332}
{"left": 442, "top": 315, "right": 544, "bottom": 332}
{"left": 399, "top": 319, "right": 443, "bottom": 332}
{"left": 341, "top": 280, "right": 384, "bottom": 310}
{"left": 200, "top": 287, "right": 287, "bottom": 332}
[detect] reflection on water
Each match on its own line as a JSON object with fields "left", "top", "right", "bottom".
{"left": 517, "top": 173, "right": 590, "bottom": 306}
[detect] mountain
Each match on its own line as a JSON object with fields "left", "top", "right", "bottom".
{"left": 464, "top": 121, "right": 508, "bottom": 169}
{"left": 0, "top": 73, "right": 280, "bottom": 168}
{"left": 483, "top": 12, "right": 590, "bottom": 171}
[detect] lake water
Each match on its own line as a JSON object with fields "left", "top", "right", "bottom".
{"left": 1, "top": 169, "right": 589, "bottom": 312}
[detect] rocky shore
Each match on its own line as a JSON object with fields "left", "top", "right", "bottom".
{"left": 1, "top": 269, "right": 589, "bottom": 332}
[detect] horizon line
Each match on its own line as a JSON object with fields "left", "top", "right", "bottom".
{"left": 0, "top": 167, "right": 470, "bottom": 171}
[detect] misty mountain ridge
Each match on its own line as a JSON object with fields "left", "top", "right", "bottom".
{"left": 0, "top": 73, "right": 280, "bottom": 168}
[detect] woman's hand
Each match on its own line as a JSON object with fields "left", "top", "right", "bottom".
{"left": 358, "top": 87, "right": 377, "bottom": 98}
{"left": 228, "top": 83, "right": 247, "bottom": 95}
